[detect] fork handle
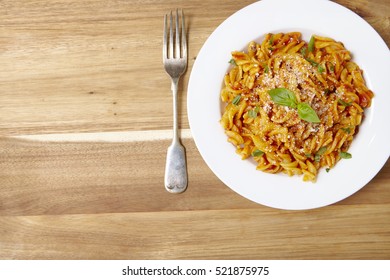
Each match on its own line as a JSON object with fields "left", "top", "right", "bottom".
{"left": 164, "top": 78, "right": 188, "bottom": 193}
{"left": 165, "top": 141, "right": 188, "bottom": 193}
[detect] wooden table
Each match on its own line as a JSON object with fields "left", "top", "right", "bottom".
{"left": 0, "top": 0, "right": 389, "bottom": 260}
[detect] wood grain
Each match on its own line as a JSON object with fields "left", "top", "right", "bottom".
{"left": 0, "top": 0, "right": 389, "bottom": 260}
{"left": 1, "top": 205, "right": 389, "bottom": 260}
{"left": 0, "top": 137, "right": 389, "bottom": 217}
{"left": 1, "top": 0, "right": 388, "bottom": 136}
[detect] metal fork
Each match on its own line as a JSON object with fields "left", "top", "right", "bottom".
{"left": 163, "top": 9, "right": 188, "bottom": 193}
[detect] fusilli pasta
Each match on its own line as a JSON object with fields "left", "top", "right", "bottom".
{"left": 220, "top": 32, "right": 374, "bottom": 181}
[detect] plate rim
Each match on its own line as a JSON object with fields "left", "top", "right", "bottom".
{"left": 187, "top": 0, "right": 390, "bottom": 210}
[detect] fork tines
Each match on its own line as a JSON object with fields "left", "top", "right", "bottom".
{"left": 163, "top": 9, "right": 187, "bottom": 60}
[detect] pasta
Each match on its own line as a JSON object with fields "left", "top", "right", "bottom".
{"left": 220, "top": 32, "right": 374, "bottom": 181}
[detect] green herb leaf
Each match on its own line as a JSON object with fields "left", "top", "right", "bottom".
{"left": 338, "top": 99, "right": 352, "bottom": 107}
{"left": 248, "top": 107, "right": 259, "bottom": 118}
{"left": 339, "top": 152, "right": 352, "bottom": 159}
{"left": 268, "top": 88, "right": 321, "bottom": 123}
{"left": 263, "top": 64, "right": 269, "bottom": 74}
{"left": 308, "top": 36, "right": 315, "bottom": 52}
{"left": 297, "top": 102, "right": 321, "bottom": 123}
{"left": 314, "top": 146, "right": 327, "bottom": 162}
{"left": 326, "top": 168, "right": 330, "bottom": 173}
{"left": 252, "top": 149, "right": 264, "bottom": 157}
{"left": 305, "top": 153, "right": 312, "bottom": 158}
{"left": 232, "top": 95, "right": 241, "bottom": 105}
{"left": 316, "top": 146, "right": 327, "bottom": 156}
{"left": 300, "top": 46, "right": 307, "bottom": 57}
{"left": 228, "top": 58, "right": 237, "bottom": 66}
{"left": 329, "top": 64, "right": 335, "bottom": 72}
{"left": 305, "top": 57, "right": 319, "bottom": 67}
{"left": 314, "top": 147, "right": 327, "bottom": 162}
{"left": 341, "top": 127, "right": 351, "bottom": 134}
{"left": 318, "top": 64, "right": 325, "bottom": 73}
{"left": 268, "top": 88, "right": 298, "bottom": 109}
{"left": 248, "top": 110, "right": 256, "bottom": 118}
{"left": 269, "top": 35, "right": 274, "bottom": 45}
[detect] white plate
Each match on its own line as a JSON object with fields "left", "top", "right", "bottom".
{"left": 187, "top": 0, "right": 390, "bottom": 210}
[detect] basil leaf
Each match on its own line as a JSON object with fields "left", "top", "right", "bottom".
{"left": 338, "top": 99, "right": 352, "bottom": 107}
{"left": 268, "top": 89, "right": 321, "bottom": 123}
{"left": 300, "top": 46, "right": 307, "bottom": 57}
{"left": 297, "top": 102, "right": 320, "bottom": 123}
{"left": 249, "top": 106, "right": 259, "bottom": 118}
{"left": 263, "top": 64, "right": 269, "bottom": 73}
{"left": 232, "top": 95, "right": 241, "bottom": 105}
{"left": 341, "top": 127, "right": 351, "bottom": 134}
{"left": 305, "top": 57, "right": 319, "bottom": 67}
{"left": 314, "top": 146, "right": 327, "bottom": 162}
{"left": 248, "top": 108, "right": 257, "bottom": 118}
{"left": 318, "top": 64, "right": 325, "bottom": 73}
{"left": 339, "top": 152, "right": 352, "bottom": 159}
{"left": 308, "top": 36, "right": 315, "bottom": 52}
{"left": 268, "top": 88, "right": 298, "bottom": 109}
{"left": 316, "top": 146, "right": 327, "bottom": 156}
{"left": 252, "top": 149, "right": 264, "bottom": 157}
{"left": 228, "top": 58, "right": 237, "bottom": 66}
{"left": 269, "top": 34, "right": 274, "bottom": 45}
